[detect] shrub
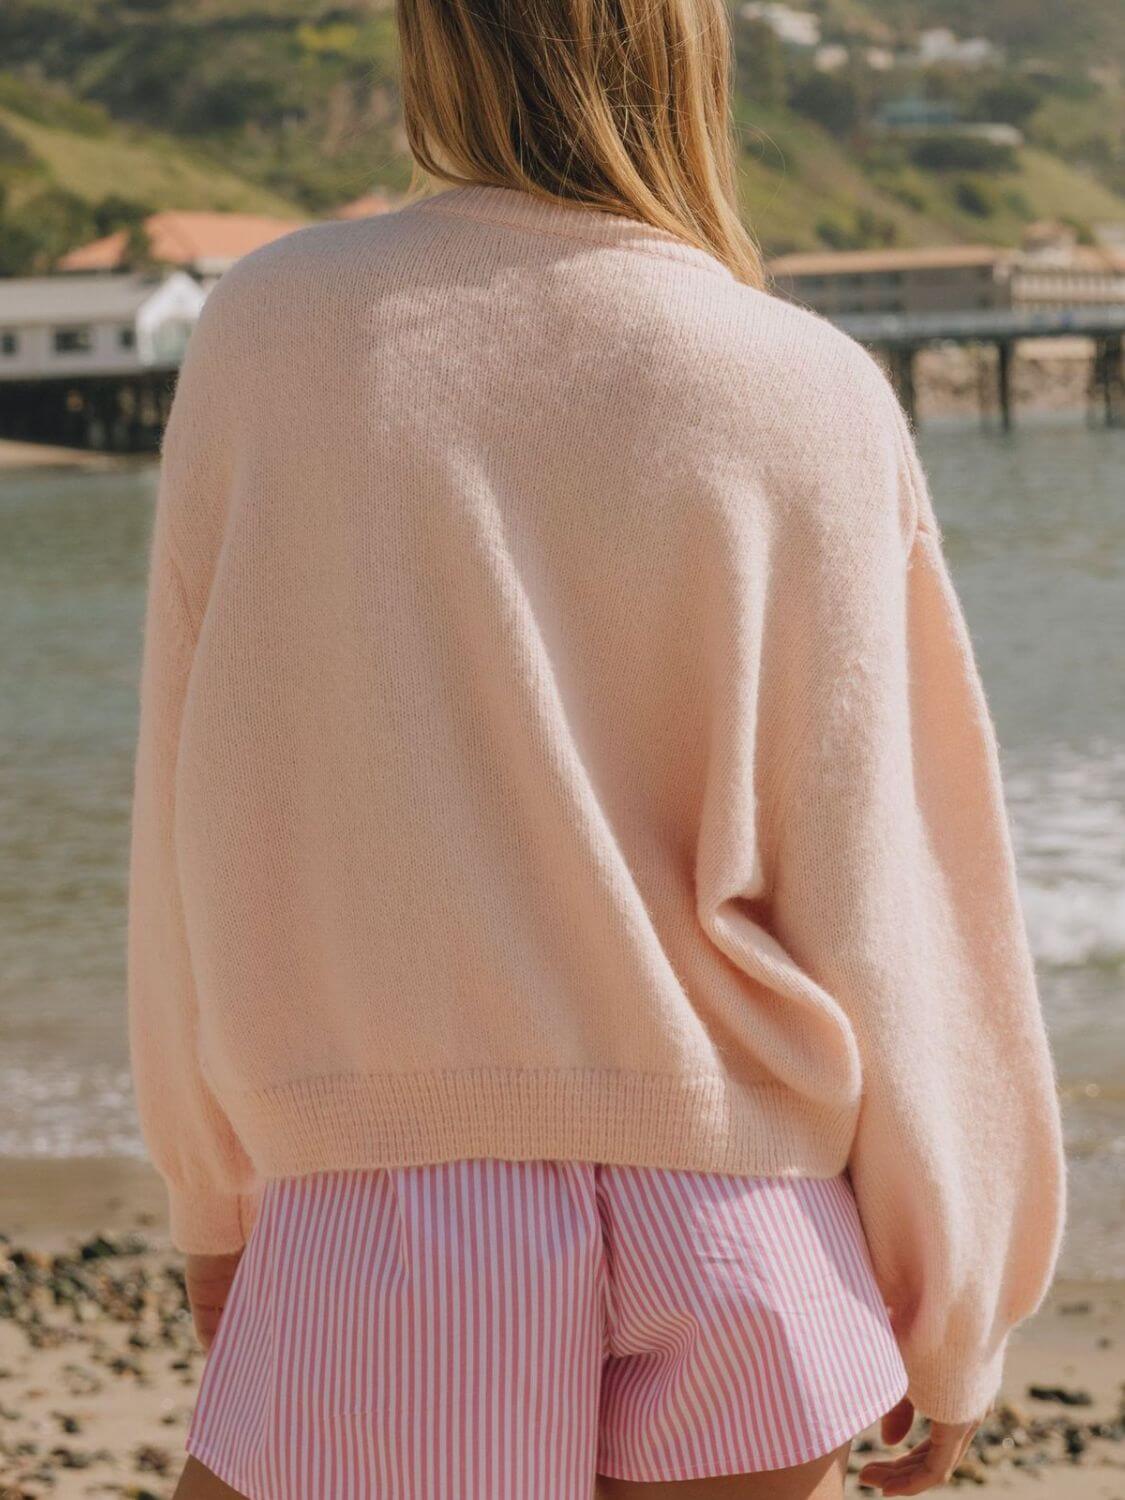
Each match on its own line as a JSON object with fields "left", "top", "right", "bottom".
{"left": 954, "top": 177, "right": 995, "bottom": 217}
{"left": 0, "top": 121, "right": 35, "bottom": 168}
{"left": 973, "top": 78, "right": 1043, "bottom": 127}
{"left": 789, "top": 72, "right": 860, "bottom": 136}
{"left": 910, "top": 133, "right": 1017, "bottom": 173}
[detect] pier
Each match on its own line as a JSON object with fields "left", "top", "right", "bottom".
{"left": 0, "top": 271, "right": 204, "bottom": 453}
{"left": 835, "top": 305, "right": 1125, "bottom": 430}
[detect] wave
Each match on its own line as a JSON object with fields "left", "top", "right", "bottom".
{"left": 1007, "top": 739, "right": 1125, "bottom": 970}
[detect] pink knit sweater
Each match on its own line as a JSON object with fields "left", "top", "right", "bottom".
{"left": 127, "top": 182, "right": 1066, "bottom": 1423}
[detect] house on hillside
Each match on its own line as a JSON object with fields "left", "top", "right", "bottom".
{"left": 0, "top": 272, "right": 206, "bottom": 383}
{"left": 915, "top": 28, "right": 1000, "bottom": 69}
{"left": 768, "top": 246, "right": 1013, "bottom": 317}
{"left": 57, "top": 211, "right": 312, "bottom": 290}
{"left": 1013, "top": 223, "right": 1125, "bottom": 308}
{"left": 769, "top": 235, "right": 1125, "bottom": 321}
{"left": 875, "top": 97, "right": 961, "bottom": 131}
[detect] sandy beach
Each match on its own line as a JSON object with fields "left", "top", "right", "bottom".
{"left": 0, "top": 1159, "right": 1122, "bottom": 1500}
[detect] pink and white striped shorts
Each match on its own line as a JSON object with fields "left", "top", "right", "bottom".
{"left": 187, "top": 1160, "right": 908, "bottom": 1496}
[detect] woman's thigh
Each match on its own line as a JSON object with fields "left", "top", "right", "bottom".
{"left": 173, "top": 1443, "right": 852, "bottom": 1500}
{"left": 173, "top": 1454, "right": 249, "bottom": 1500}
{"left": 596, "top": 1440, "right": 853, "bottom": 1500}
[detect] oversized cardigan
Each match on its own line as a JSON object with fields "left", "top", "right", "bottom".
{"left": 127, "top": 181, "right": 1066, "bottom": 1424}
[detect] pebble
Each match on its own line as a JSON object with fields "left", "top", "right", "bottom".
{"left": 133, "top": 1445, "right": 172, "bottom": 1476}
{"left": 1028, "top": 1383, "right": 1095, "bottom": 1406}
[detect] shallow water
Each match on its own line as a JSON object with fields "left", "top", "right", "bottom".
{"left": 1, "top": 417, "right": 1122, "bottom": 1276}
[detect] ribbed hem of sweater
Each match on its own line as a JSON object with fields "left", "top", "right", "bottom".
{"left": 217, "top": 1068, "right": 857, "bottom": 1182}
{"left": 905, "top": 1338, "right": 1009, "bottom": 1426}
{"left": 166, "top": 1182, "right": 263, "bottom": 1256}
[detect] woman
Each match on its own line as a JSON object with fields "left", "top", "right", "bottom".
{"left": 126, "top": 0, "right": 1066, "bottom": 1492}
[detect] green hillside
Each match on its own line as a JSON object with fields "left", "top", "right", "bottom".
{"left": 842, "top": 0, "right": 1125, "bottom": 70}
{"left": 736, "top": 115, "right": 1125, "bottom": 253}
{"left": 1, "top": 0, "right": 1123, "bottom": 271}
{"left": 0, "top": 95, "right": 299, "bottom": 215}
{"left": 0, "top": 74, "right": 305, "bottom": 273}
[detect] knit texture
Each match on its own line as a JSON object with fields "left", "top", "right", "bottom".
{"left": 126, "top": 181, "right": 1066, "bottom": 1424}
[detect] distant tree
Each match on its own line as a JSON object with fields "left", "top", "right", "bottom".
{"left": 814, "top": 206, "right": 897, "bottom": 251}
{"left": 734, "top": 19, "right": 788, "bottom": 112}
{"left": 0, "top": 120, "right": 35, "bottom": 168}
{"left": 854, "top": 206, "right": 898, "bottom": 247}
{"left": 92, "top": 194, "right": 152, "bottom": 238}
{"left": 0, "top": 185, "right": 96, "bottom": 274}
{"left": 910, "top": 134, "right": 1018, "bottom": 173}
{"left": 120, "top": 220, "right": 158, "bottom": 271}
{"left": 0, "top": 217, "right": 42, "bottom": 275}
{"left": 789, "top": 71, "right": 860, "bottom": 136}
{"left": 1059, "top": 215, "right": 1096, "bottom": 246}
{"left": 15, "top": 187, "right": 97, "bottom": 272}
{"left": 882, "top": 177, "right": 929, "bottom": 213}
{"left": 1002, "top": 187, "right": 1033, "bottom": 217}
{"left": 815, "top": 215, "right": 853, "bottom": 250}
{"left": 973, "top": 77, "right": 1042, "bottom": 127}
{"left": 919, "top": 66, "right": 963, "bottom": 104}
{"left": 954, "top": 178, "right": 995, "bottom": 218}
{"left": 1034, "top": 72, "right": 1100, "bottom": 103}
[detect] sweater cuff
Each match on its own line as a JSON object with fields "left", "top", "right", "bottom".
{"left": 904, "top": 1337, "right": 1008, "bottom": 1425}
{"left": 167, "top": 1181, "right": 263, "bottom": 1254}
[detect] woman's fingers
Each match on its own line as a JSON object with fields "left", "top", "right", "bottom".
{"left": 858, "top": 1419, "right": 980, "bottom": 1494}
{"left": 881, "top": 1397, "right": 916, "bottom": 1447}
{"left": 185, "top": 1250, "right": 243, "bottom": 1352}
{"left": 857, "top": 1448, "right": 929, "bottom": 1490}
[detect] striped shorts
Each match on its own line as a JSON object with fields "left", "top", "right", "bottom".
{"left": 187, "top": 1160, "right": 909, "bottom": 1497}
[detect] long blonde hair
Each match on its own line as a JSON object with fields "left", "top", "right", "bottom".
{"left": 395, "top": 0, "right": 764, "bottom": 287}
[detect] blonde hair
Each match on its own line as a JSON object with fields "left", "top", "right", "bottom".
{"left": 395, "top": 0, "right": 764, "bottom": 287}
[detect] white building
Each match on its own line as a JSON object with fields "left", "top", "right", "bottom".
{"left": 814, "top": 44, "right": 849, "bottom": 72}
{"left": 916, "top": 27, "right": 1000, "bottom": 69}
{"left": 0, "top": 271, "right": 205, "bottom": 382}
{"left": 740, "top": 3, "right": 820, "bottom": 48}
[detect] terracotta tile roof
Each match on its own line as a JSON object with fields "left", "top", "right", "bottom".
{"left": 333, "top": 192, "right": 403, "bottom": 219}
{"left": 57, "top": 211, "right": 312, "bottom": 272}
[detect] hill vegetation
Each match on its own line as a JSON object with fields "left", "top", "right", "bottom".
{"left": 0, "top": 0, "right": 1122, "bottom": 273}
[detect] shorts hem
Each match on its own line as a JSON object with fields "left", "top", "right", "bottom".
{"left": 595, "top": 1373, "right": 910, "bottom": 1483}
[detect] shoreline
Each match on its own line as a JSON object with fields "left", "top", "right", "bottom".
{"left": 1, "top": 1157, "right": 1123, "bottom": 1497}
{"left": 0, "top": 437, "right": 150, "bottom": 471}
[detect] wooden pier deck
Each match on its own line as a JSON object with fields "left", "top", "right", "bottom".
{"left": 833, "top": 304, "right": 1125, "bottom": 429}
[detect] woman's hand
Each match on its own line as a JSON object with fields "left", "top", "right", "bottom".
{"left": 856, "top": 1397, "right": 983, "bottom": 1495}
{"left": 185, "top": 1250, "right": 243, "bottom": 1352}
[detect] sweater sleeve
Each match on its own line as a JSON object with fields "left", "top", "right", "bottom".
{"left": 765, "top": 404, "right": 1067, "bottom": 1424}
{"left": 126, "top": 300, "right": 261, "bottom": 1255}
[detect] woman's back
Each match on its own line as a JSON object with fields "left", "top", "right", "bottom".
{"left": 129, "top": 179, "right": 1064, "bottom": 1432}
{"left": 147, "top": 181, "right": 905, "bottom": 1167}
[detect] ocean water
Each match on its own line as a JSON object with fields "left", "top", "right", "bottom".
{"left": 1, "top": 418, "right": 1122, "bottom": 1277}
